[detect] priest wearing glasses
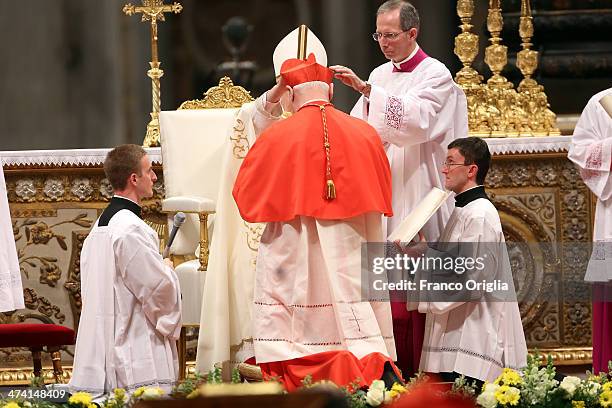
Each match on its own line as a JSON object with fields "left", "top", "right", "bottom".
{"left": 332, "top": 0, "right": 468, "bottom": 378}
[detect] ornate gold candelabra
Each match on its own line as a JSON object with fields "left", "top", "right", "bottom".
{"left": 454, "top": 0, "right": 560, "bottom": 137}
{"left": 123, "top": 0, "right": 183, "bottom": 147}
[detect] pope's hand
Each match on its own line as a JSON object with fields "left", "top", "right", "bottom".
{"left": 266, "top": 75, "right": 290, "bottom": 104}
{"left": 163, "top": 258, "right": 174, "bottom": 268}
{"left": 330, "top": 65, "right": 366, "bottom": 93}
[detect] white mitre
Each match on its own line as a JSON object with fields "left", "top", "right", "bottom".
{"left": 272, "top": 26, "right": 327, "bottom": 76}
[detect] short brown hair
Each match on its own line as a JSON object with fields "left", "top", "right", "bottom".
{"left": 377, "top": 0, "right": 420, "bottom": 31}
{"left": 103, "top": 144, "right": 147, "bottom": 191}
{"left": 448, "top": 137, "right": 491, "bottom": 185}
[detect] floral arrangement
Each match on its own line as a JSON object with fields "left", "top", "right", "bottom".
{"left": 7, "top": 357, "right": 612, "bottom": 408}
{"left": 464, "top": 353, "right": 612, "bottom": 408}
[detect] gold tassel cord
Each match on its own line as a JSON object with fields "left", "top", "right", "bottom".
{"left": 319, "top": 104, "right": 336, "bottom": 200}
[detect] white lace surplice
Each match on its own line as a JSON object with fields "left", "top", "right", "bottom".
{"left": 568, "top": 87, "right": 612, "bottom": 281}
{"left": 0, "top": 164, "right": 24, "bottom": 312}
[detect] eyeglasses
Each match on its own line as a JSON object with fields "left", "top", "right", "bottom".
{"left": 372, "top": 31, "right": 408, "bottom": 42}
{"left": 442, "top": 161, "right": 470, "bottom": 169}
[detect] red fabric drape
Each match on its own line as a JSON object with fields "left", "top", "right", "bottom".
{"left": 593, "top": 283, "right": 612, "bottom": 374}
{"left": 259, "top": 350, "right": 403, "bottom": 392}
{"left": 390, "top": 302, "right": 425, "bottom": 378}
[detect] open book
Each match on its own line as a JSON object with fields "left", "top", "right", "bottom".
{"left": 388, "top": 187, "right": 451, "bottom": 243}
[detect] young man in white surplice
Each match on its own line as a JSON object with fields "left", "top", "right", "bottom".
{"left": 406, "top": 137, "right": 527, "bottom": 384}
{"left": 69, "top": 144, "right": 181, "bottom": 397}
{"left": 331, "top": 0, "right": 468, "bottom": 378}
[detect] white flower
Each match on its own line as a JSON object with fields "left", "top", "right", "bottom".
{"left": 141, "top": 387, "right": 165, "bottom": 400}
{"left": 559, "top": 376, "right": 581, "bottom": 397}
{"left": 365, "top": 386, "right": 385, "bottom": 406}
{"left": 369, "top": 379, "right": 386, "bottom": 391}
{"left": 384, "top": 390, "right": 393, "bottom": 404}
{"left": 476, "top": 383, "right": 499, "bottom": 408}
{"left": 585, "top": 381, "right": 601, "bottom": 397}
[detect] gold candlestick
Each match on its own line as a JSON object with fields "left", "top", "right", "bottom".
{"left": 123, "top": 0, "right": 183, "bottom": 147}
{"left": 515, "top": 0, "right": 560, "bottom": 136}
{"left": 454, "top": 0, "right": 482, "bottom": 88}
{"left": 484, "top": 0, "right": 510, "bottom": 88}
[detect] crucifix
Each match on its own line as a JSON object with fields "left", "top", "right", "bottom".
{"left": 123, "top": 0, "right": 183, "bottom": 147}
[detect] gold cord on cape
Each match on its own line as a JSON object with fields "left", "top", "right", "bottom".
{"left": 302, "top": 102, "right": 336, "bottom": 200}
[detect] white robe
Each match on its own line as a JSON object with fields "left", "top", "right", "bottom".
{"left": 0, "top": 164, "right": 24, "bottom": 312}
{"left": 351, "top": 56, "right": 468, "bottom": 241}
{"left": 416, "top": 197, "right": 527, "bottom": 382}
{"left": 253, "top": 213, "right": 396, "bottom": 363}
{"left": 69, "top": 209, "right": 182, "bottom": 395}
{"left": 568, "top": 87, "right": 612, "bottom": 281}
{"left": 195, "top": 95, "right": 283, "bottom": 372}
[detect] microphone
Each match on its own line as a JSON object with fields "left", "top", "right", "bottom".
{"left": 163, "top": 212, "right": 186, "bottom": 258}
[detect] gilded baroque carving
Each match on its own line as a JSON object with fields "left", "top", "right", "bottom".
{"left": 70, "top": 178, "right": 94, "bottom": 201}
{"left": 15, "top": 179, "right": 36, "bottom": 202}
{"left": 489, "top": 153, "right": 593, "bottom": 358}
{"left": 453, "top": 0, "right": 560, "bottom": 136}
{"left": 99, "top": 179, "right": 114, "bottom": 199}
{"left": 43, "top": 179, "right": 65, "bottom": 201}
{"left": 178, "top": 77, "right": 254, "bottom": 110}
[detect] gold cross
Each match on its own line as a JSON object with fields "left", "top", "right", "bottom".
{"left": 123, "top": 1, "right": 182, "bottom": 63}
{"left": 122, "top": 0, "right": 182, "bottom": 147}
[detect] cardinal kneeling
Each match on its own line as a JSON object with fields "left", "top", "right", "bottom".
{"left": 233, "top": 53, "right": 402, "bottom": 390}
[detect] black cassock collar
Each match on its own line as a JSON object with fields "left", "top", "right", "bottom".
{"left": 454, "top": 185, "right": 489, "bottom": 208}
{"left": 98, "top": 196, "right": 142, "bottom": 226}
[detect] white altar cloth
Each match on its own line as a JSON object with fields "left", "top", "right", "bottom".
{"left": 0, "top": 148, "right": 162, "bottom": 167}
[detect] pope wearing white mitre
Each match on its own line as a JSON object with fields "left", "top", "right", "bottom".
{"left": 195, "top": 27, "right": 331, "bottom": 374}
{"left": 0, "top": 163, "right": 24, "bottom": 313}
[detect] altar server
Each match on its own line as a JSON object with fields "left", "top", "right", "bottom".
{"left": 568, "top": 87, "right": 612, "bottom": 374}
{"left": 69, "top": 144, "right": 181, "bottom": 396}
{"left": 410, "top": 137, "right": 526, "bottom": 383}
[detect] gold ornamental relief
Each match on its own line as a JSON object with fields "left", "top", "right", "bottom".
{"left": 179, "top": 77, "right": 254, "bottom": 110}
{"left": 519, "top": 17, "right": 534, "bottom": 40}
{"left": 455, "top": 32, "right": 479, "bottom": 65}
{"left": 484, "top": 44, "right": 509, "bottom": 77}
{"left": 231, "top": 119, "right": 251, "bottom": 159}
{"left": 517, "top": 49, "right": 538, "bottom": 78}
{"left": 486, "top": 9, "right": 503, "bottom": 34}
{"left": 457, "top": 0, "right": 475, "bottom": 18}
{"left": 244, "top": 221, "right": 264, "bottom": 252}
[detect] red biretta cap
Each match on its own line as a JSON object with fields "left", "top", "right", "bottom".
{"left": 280, "top": 53, "right": 334, "bottom": 87}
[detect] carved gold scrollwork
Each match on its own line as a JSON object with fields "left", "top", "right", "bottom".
{"left": 231, "top": 119, "right": 251, "bottom": 159}
{"left": 179, "top": 77, "right": 254, "bottom": 110}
